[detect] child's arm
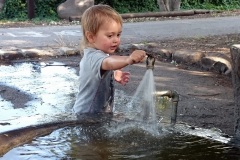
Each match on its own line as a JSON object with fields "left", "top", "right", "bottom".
{"left": 102, "top": 50, "right": 146, "bottom": 71}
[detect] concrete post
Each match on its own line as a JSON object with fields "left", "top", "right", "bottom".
{"left": 27, "top": 0, "right": 35, "bottom": 19}
{"left": 230, "top": 44, "right": 240, "bottom": 138}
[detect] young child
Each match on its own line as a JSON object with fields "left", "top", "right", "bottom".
{"left": 73, "top": 4, "right": 146, "bottom": 120}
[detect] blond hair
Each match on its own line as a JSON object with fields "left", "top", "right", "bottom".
{"left": 81, "top": 4, "right": 123, "bottom": 48}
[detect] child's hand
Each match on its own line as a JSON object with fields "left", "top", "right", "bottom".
{"left": 114, "top": 70, "right": 130, "bottom": 86}
{"left": 127, "top": 50, "right": 146, "bottom": 65}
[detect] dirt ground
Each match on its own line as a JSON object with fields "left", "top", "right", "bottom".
{"left": 1, "top": 10, "right": 240, "bottom": 137}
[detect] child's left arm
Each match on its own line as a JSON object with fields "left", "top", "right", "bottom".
{"left": 114, "top": 69, "right": 130, "bottom": 86}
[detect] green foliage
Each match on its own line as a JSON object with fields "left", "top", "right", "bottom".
{"left": 0, "top": 0, "right": 66, "bottom": 21}
{"left": 0, "top": 0, "right": 27, "bottom": 20}
{"left": 181, "top": 0, "right": 240, "bottom": 10}
{"left": 35, "top": 0, "right": 65, "bottom": 19}
{"left": 95, "top": 0, "right": 159, "bottom": 13}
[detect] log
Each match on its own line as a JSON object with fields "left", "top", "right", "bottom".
{"left": 69, "top": 10, "right": 220, "bottom": 22}
{"left": 121, "top": 10, "right": 195, "bottom": 19}
{"left": 194, "top": 9, "right": 211, "bottom": 14}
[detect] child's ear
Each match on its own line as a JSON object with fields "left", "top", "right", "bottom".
{"left": 86, "top": 31, "right": 95, "bottom": 43}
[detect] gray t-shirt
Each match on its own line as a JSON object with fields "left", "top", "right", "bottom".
{"left": 73, "top": 48, "right": 114, "bottom": 115}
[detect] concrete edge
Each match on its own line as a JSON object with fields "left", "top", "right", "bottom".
{"left": 0, "top": 43, "right": 232, "bottom": 76}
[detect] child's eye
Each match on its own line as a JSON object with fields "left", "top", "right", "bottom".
{"left": 117, "top": 33, "right": 121, "bottom": 37}
{"left": 107, "top": 35, "right": 113, "bottom": 38}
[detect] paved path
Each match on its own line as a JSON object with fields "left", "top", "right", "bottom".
{"left": 0, "top": 16, "right": 240, "bottom": 49}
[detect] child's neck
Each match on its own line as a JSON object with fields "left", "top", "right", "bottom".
{"left": 87, "top": 43, "right": 98, "bottom": 50}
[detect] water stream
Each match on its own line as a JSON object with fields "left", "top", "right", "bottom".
{"left": 111, "top": 69, "right": 160, "bottom": 136}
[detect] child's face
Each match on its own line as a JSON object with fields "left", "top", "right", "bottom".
{"left": 91, "top": 20, "right": 122, "bottom": 54}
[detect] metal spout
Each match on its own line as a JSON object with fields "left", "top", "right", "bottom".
{"left": 146, "top": 54, "right": 155, "bottom": 70}
{"left": 155, "top": 90, "right": 179, "bottom": 125}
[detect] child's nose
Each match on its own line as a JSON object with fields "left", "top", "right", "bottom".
{"left": 113, "top": 36, "right": 120, "bottom": 43}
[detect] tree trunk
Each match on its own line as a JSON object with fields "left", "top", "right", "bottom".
{"left": 170, "top": 0, "right": 181, "bottom": 11}
{"left": 157, "top": 0, "right": 181, "bottom": 12}
{"left": 157, "top": 0, "right": 169, "bottom": 11}
{"left": 27, "top": 0, "right": 35, "bottom": 19}
{"left": 0, "top": 0, "right": 5, "bottom": 12}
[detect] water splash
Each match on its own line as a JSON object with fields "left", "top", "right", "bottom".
{"left": 3, "top": 125, "right": 235, "bottom": 160}
{"left": 128, "top": 69, "right": 157, "bottom": 123}
{"left": 110, "top": 69, "right": 160, "bottom": 136}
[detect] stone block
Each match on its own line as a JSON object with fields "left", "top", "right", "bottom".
{"left": 201, "top": 52, "right": 232, "bottom": 75}
{"left": 58, "top": 47, "right": 80, "bottom": 56}
{"left": 173, "top": 49, "right": 205, "bottom": 65}
{"left": 0, "top": 50, "right": 23, "bottom": 60}
{"left": 57, "top": 0, "right": 94, "bottom": 20}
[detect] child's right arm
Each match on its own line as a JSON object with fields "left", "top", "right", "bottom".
{"left": 102, "top": 50, "right": 146, "bottom": 71}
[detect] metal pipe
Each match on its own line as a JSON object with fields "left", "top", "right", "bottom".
{"left": 155, "top": 90, "right": 179, "bottom": 125}
{"left": 146, "top": 54, "right": 155, "bottom": 70}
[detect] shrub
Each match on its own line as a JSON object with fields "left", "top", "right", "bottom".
{"left": 0, "top": 0, "right": 65, "bottom": 20}
{"left": 95, "top": 0, "right": 159, "bottom": 13}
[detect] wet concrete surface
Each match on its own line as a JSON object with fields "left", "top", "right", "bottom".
{"left": 0, "top": 60, "right": 79, "bottom": 133}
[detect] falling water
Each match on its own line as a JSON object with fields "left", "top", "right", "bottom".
{"left": 110, "top": 69, "right": 160, "bottom": 136}
{"left": 129, "top": 69, "right": 157, "bottom": 122}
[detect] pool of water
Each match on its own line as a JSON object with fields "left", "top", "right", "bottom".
{"left": 1, "top": 122, "right": 240, "bottom": 160}
{"left": 1, "top": 61, "right": 240, "bottom": 159}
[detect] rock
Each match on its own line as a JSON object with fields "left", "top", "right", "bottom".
{"left": 116, "top": 44, "right": 138, "bottom": 56}
{"left": 22, "top": 49, "right": 54, "bottom": 57}
{"left": 173, "top": 49, "right": 205, "bottom": 65}
{"left": 142, "top": 43, "right": 172, "bottom": 59}
{"left": 58, "top": 47, "right": 80, "bottom": 56}
{"left": 212, "top": 61, "right": 229, "bottom": 74}
{"left": 57, "top": 0, "right": 94, "bottom": 20}
{"left": 0, "top": 49, "right": 23, "bottom": 60}
{"left": 154, "top": 48, "right": 173, "bottom": 60}
{"left": 201, "top": 52, "right": 232, "bottom": 75}
{"left": 200, "top": 57, "right": 215, "bottom": 71}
